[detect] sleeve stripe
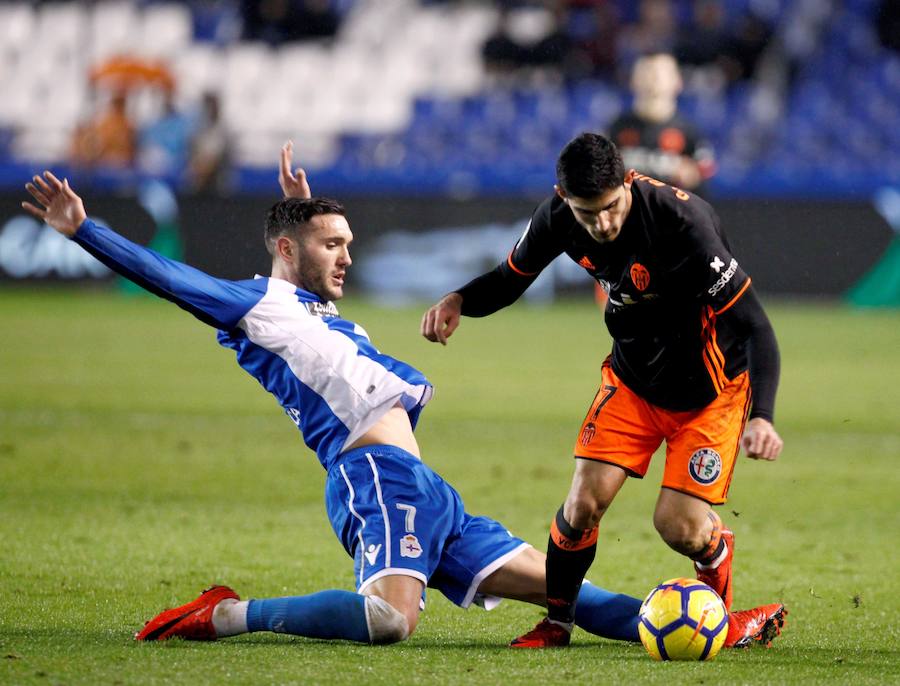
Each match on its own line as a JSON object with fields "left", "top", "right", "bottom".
{"left": 506, "top": 251, "right": 539, "bottom": 277}
{"left": 714, "top": 277, "right": 752, "bottom": 315}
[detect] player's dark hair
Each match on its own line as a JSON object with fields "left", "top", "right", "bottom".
{"left": 264, "top": 197, "right": 346, "bottom": 256}
{"left": 556, "top": 133, "right": 625, "bottom": 198}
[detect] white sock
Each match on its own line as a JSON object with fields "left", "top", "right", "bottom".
{"left": 695, "top": 542, "right": 729, "bottom": 571}
{"left": 211, "top": 599, "right": 249, "bottom": 638}
{"left": 547, "top": 618, "right": 574, "bottom": 633}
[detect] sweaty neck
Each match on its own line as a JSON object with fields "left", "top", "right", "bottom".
{"left": 271, "top": 261, "right": 299, "bottom": 286}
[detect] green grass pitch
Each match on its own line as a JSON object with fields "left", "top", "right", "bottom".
{"left": 1, "top": 289, "right": 898, "bottom": 685}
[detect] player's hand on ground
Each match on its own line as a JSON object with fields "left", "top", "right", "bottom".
{"left": 421, "top": 293, "right": 463, "bottom": 345}
{"left": 741, "top": 417, "right": 782, "bottom": 460}
{"left": 279, "top": 141, "right": 311, "bottom": 199}
{"left": 22, "top": 171, "right": 87, "bottom": 237}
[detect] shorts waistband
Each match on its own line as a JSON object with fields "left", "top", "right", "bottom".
{"left": 336, "top": 443, "right": 422, "bottom": 466}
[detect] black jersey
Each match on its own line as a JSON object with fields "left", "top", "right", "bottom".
{"left": 608, "top": 113, "right": 715, "bottom": 188}
{"left": 487, "top": 175, "right": 753, "bottom": 412}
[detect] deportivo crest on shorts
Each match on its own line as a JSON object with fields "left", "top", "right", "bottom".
{"left": 399, "top": 534, "right": 423, "bottom": 559}
{"left": 688, "top": 448, "right": 722, "bottom": 485}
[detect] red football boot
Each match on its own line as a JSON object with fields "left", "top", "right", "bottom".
{"left": 135, "top": 585, "right": 239, "bottom": 641}
{"left": 510, "top": 618, "right": 572, "bottom": 648}
{"left": 724, "top": 603, "right": 787, "bottom": 648}
{"left": 695, "top": 527, "right": 734, "bottom": 611}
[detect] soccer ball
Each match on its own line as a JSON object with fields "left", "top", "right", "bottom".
{"left": 638, "top": 577, "right": 728, "bottom": 661}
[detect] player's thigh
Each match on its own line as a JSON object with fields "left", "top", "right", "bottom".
{"left": 476, "top": 546, "right": 546, "bottom": 605}
{"left": 574, "top": 360, "right": 663, "bottom": 480}
{"left": 428, "top": 514, "right": 530, "bottom": 610}
{"left": 662, "top": 372, "right": 750, "bottom": 505}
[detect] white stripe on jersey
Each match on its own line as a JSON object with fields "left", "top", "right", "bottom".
{"left": 339, "top": 463, "right": 367, "bottom": 585}
{"left": 238, "top": 278, "right": 432, "bottom": 452}
{"left": 366, "top": 453, "right": 391, "bottom": 568}
{"left": 514, "top": 218, "right": 532, "bottom": 250}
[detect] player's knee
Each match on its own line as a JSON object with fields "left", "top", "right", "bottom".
{"left": 364, "top": 595, "right": 411, "bottom": 645}
{"left": 653, "top": 514, "right": 706, "bottom": 555}
{"left": 566, "top": 492, "right": 609, "bottom": 529}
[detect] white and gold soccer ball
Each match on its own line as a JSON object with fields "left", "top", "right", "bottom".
{"left": 638, "top": 577, "right": 728, "bottom": 661}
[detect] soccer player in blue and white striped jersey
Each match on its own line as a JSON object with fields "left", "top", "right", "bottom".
{"left": 21, "top": 148, "right": 779, "bottom": 649}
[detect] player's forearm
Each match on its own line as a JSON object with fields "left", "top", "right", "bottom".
{"left": 456, "top": 265, "right": 533, "bottom": 317}
{"left": 745, "top": 321, "right": 780, "bottom": 422}
{"left": 721, "top": 287, "right": 780, "bottom": 422}
{"left": 72, "top": 219, "right": 252, "bottom": 331}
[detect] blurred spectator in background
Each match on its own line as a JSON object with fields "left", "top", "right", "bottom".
{"left": 482, "top": 7, "right": 529, "bottom": 77}
{"left": 561, "top": 1, "right": 620, "bottom": 81}
{"left": 718, "top": 9, "right": 773, "bottom": 82}
{"left": 674, "top": 1, "right": 773, "bottom": 84}
{"left": 138, "top": 89, "right": 196, "bottom": 181}
{"left": 877, "top": 0, "right": 900, "bottom": 53}
{"left": 674, "top": 0, "right": 729, "bottom": 70}
{"left": 482, "top": 1, "right": 619, "bottom": 84}
{"left": 189, "top": 92, "right": 232, "bottom": 194}
{"left": 69, "top": 92, "right": 135, "bottom": 169}
{"left": 241, "top": 0, "right": 341, "bottom": 45}
{"left": 617, "top": 0, "right": 677, "bottom": 72}
{"left": 607, "top": 53, "right": 715, "bottom": 192}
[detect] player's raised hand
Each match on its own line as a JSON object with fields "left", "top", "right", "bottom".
{"left": 279, "top": 141, "right": 312, "bottom": 199}
{"left": 22, "top": 171, "right": 87, "bottom": 237}
{"left": 421, "top": 293, "right": 463, "bottom": 345}
{"left": 741, "top": 417, "right": 783, "bottom": 461}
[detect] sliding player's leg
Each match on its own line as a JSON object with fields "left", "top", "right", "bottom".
{"left": 477, "top": 546, "right": 641, "bottom": 644}
{"left": 137, "top": 444, "right": 454, "bottom": 644}
{"left": 135, "top": 575, "right": 420, "bottom": 644}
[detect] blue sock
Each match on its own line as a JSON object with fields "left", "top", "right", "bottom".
{"left": 246, "top": 590, "right": 370, "bottom": 643}
{"left": 573, "top": 582, "right": 641, "bottom": 642}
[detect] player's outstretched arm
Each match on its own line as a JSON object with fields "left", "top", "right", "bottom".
{"left": 22, "top": 171, "right": 86, "bottom": 237}
{"left": 421, "top": 293, "right": 463, "bottom": 345}
{"left": 22, "top": 171, "right": 263, "bottom": 331}
{"left": 279, "top": 141, "right": 311, "bottom": 199}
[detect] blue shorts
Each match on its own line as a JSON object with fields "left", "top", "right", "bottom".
{"left": 325, "top": 445, "right": 529, "bottom": 608}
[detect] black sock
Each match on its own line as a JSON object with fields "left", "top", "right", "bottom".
{"left": 545, "top": 506, "right": 598, "bottom": 624}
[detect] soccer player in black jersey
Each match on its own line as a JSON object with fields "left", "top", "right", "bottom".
{"left": 421, "top": 133, "right": 785, "bottom": 648}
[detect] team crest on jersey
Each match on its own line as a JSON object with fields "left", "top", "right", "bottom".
{"left": 578, "top": 255, "right": 596, "bottom": 270}
{"left": 630, "top": 263, "right": 650, "bottom": 291}
{"left": 305, "top": 301, "right": 339, "bottom": 317}
{"left": 688, "top": 448, "right": 722, "bottom": 485}
{"left": 399, "top": 534, "right": 423, "bottom": 559}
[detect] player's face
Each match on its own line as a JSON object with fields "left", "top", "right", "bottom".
{"left": 295, "top": 214, "right": 353, "bottom": 301}
{"left": 559, "top": 182, "right": 633, "bottom": 243}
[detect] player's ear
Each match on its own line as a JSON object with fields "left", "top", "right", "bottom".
{"left": 624, "top": 169, "right": 636, "bottom": 188}
{"left": 554, "top": 184, "right": 567, "bottom": 200}
{"left": 276, "top": 235, "right": 295, "bottom": 261}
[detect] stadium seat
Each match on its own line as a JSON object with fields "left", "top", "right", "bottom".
{"left": 140, "top": 4, "right": 194, "bottom": 59}
{"left": 89, "top": 1, "right": 141, "bottom": 63}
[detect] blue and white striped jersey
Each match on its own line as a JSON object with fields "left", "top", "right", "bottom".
{"left": 73, "top": 219, "right": 433, "bottom": 470}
